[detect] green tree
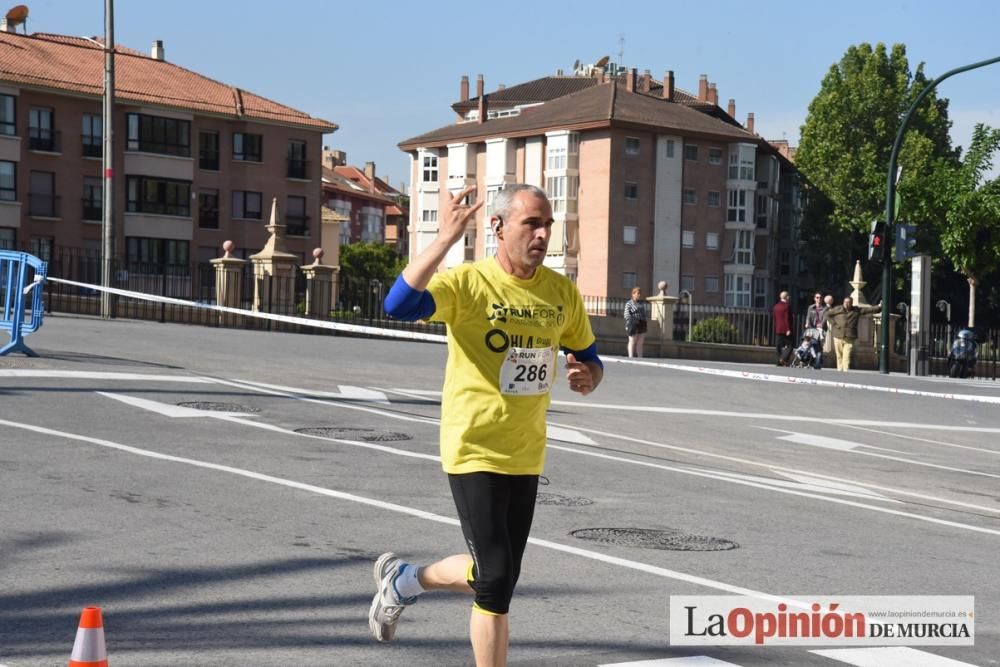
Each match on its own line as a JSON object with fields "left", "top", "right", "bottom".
{"left": 934, "top": 124, "right": 1000, "bottom": 327}
{"left": 338, "top": 242, "right": 406, "bottom": 312}
{"left": 796, "top": 43, "right": 955, "bottom": 287}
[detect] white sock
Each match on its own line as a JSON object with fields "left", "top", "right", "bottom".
{"left": 393, "top": 564, "right": 425, "bottom": 600}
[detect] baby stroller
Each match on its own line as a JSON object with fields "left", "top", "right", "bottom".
{"left": 791, "top": 328, "right": 824, "bottom": 368}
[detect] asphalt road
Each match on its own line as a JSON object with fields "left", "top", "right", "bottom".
{"left": 1, "top": 314, "right": 998, "bottom": 666}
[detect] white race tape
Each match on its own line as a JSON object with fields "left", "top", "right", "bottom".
{"left": 46, "top": 276, "right": 448, "bottom": 344}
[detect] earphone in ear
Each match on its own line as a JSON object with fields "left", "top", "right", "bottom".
{"left": 493, "top": 216, "right": 504, "bottom": 236}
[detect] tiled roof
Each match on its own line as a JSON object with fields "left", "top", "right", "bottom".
{"left": 322, "top": 167, "right": 395, "bottom": 204}
{"left": 0, "top": 31, "right": 336, "bottom": 131}
{"left": 400, "top": 81, "right": 756, "bottom": 149}
{"left": 453, "top": 76, "right": 598, "bottom": 111}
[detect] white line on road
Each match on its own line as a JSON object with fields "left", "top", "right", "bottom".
{"left": 0, "top": 370, "right": 211, "bottom": 382}
{"left": 599, "top": 657, "right": 741, "bottom": 666}
{"left": 98, "top": 392, "right": 258, "bottom": 419}
{"left": 810, "top": 647, "right": 978, "bottom": 666}
{"left": 0, "top": 417, "right": 796, "bottom": 606}
{"left": 835, "top": 423, "right": 1000, "bottom": 457}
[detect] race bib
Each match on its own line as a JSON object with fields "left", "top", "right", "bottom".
{"left": 499, "top": 346, "right": 556, "bottom": 396}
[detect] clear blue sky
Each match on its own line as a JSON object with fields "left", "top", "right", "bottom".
{"left": 29, "top": 0, "right": 1000, "bottom": 188}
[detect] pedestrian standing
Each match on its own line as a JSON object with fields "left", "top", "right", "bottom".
{"left": 624, "top": 286, "right": 648, "bottom": 358}
{"left": 823, "top": 296, "right": 881, "bottom": 371}
{"left": 772, "top": 291, "right": 793, "bottom": 366}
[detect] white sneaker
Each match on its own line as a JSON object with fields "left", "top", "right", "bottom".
{"left": 368, "top": 552, "right": 417, "bottom": 642}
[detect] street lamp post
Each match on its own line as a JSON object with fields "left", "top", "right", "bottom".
{"left": 880, "top": 55, "right": 1000, "bottom": 373}
{"left": 681, "top": 290, "right": 694, "bottom": 341}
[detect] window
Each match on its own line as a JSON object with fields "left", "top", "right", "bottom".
{"left": 232, "top": 132, "right": 262, "bottom": 162}
{"left": 30, "top": 237, "right": 53, "bottom": 262}
{"left": 231, "top": 190, "right": 262, "bottom": 219}
{"left": 464, "top": 231, "right": 475, "bottom": 261}
{"left": 756, "top": 194, "right": 769, "bottom": 228}
{"left": 625, "top": 137, "right": 640, "bottom": 155}
{"left": 485, "top": 186, "right": 500, "bottom": 216}
{"left": 198, "top": 189, "right": 219, "bottom": 229}
{"left": 735, "top": 230, "right": 754, "bottom": 265}
{"left": 546, "top": 174, "right": 578, "bottom": 213}
{"left": 126, "top": 113, "right": 191, "bottom": 156}
{"left": 0, "top": 227, "right": 13, "bottom": 249}
{"left": 729, "top": 150, "right": 754, "bottom": 180}
{"left": 286, "top": 195, "right": 308, "bottom": 236}
{"left": 421, "top": 154, "right": 438, "bottom": 182}
{"left": 683, "top": 188, "right": 697, "bottom": 205}
{"left": 83, "top": 177, "right": 102, "bottom": 220}
{"left": 29, "top": 107, "right": 57, "bottom": 152}
{"left": 705, "top": 276, "right": 720, "bottom": 293}
{"left": 725, "top": 274, "right": 751, "bottom": 307}
{"left": 199, "top": 131, "right": 219, "bottom": 170}
{"left": 29, "top": 171, "right": 57, "bottom": 217}
{"left": 728, "top": 189, "right": 748, "bottom": 223}
{"left": 287, "top": 140, "right": 308, "bottom": 179}
{"left": 706, "top": 232, "right": 719, "bottom": 250}
{"left": 740, "top": 156, "right": 755, "bottom": 180}
{"left": 623, "top": 272, "right": 637, "bottom": 289}
{"left": 753, "top": 276, "right": 768, "bottom": 309}
{"left": 624, "top": 182, "right": 638, "bottom": 200}
{"left": 421, "top": 209, "right": 438, "bottom": 223}
{"left": 779, "top": 248, "right": 791, "bottom": 275}
{"left": 682, "top": 230, "right": 695, "bottom": 248}
{"left": 82, "top": 113, "right": 102, "bottom": 158}
{"left": 665, "top": 139, "right": 674, "bottom": 158}
{"left": 126, "top": 176, "right": 191, "bottom": 216}
{"left": 360, "top": 210, "right": 381, "bottom": 242}
{"left": 707, "top": 191, "right": 721, "bottom": 207}
{"left": 0, "top": 94, "right": 14, "bottom": 135}
{"left": 681, "top": 274, "right": 695, "bottom": 292}
{"left": 547, "top": 145, "right": 566, "bottom": 170}
{"left": 0, "top": 161, "right": 14, "bottom": 201}
{"left": 684, "top": 144, "right": 698, "bottom": 161}
{"left": 709, "top": 148, "right": 723, "bottom": 165}
{"left": 126, "top": 237, "right": 189, "bottom": 268}
{"left": 623, "top": 226, "right": 637, "bottom": 245}
{"left": 484, "top": 222, "right": 497, "bottom": 257}
{"left": 329, "top": 198, "right": 351, "bottom": 220}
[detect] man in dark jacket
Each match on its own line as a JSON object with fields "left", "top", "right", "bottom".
{"left": 772, "top": 291, "right": 792, "bottom": 366}
{"left": 824, "top": 296, "right": 881, "bottom": 371}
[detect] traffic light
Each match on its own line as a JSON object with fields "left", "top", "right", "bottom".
{"left": 895, "top": 223, "right": 917, "bottom": 261}
{"left": 868, "top": 219, "right": 886, "bottom": 261}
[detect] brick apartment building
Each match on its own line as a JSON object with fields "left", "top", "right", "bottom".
{"left": 399, "top": 63, "right": 808, "bottom": 307}
{"left": 320, "top": 149, "right": 408, "bottom": 256}
{"left": 0, "top": 25, "right": 336, "bottom": 274}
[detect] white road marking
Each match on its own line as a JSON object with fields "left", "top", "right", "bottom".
{"left": 772, "top": 431, "right": 864, "bottom": 452}
{"left": 546, "top": 420, "right": 1000, "bottom": 516}
{"left": 0, "top": 417, "right": 795, "bottom": 605}
{"left": 600, "top": 657, "right": 740, "bottom": 666}
{"left": 0, "top": 370, "right": 210, "bottom": 382}
{"left": 763, "top": 428, "right": 1000, "bottom": 480}
{"left": 212, "top": 378, "right": 390, "bottom": 404}
{"left": 547, "top": 425, "right": 597, "bottom": 445}
{"left": 98, "top": 392, "right": 257, "bottom": 419}
{"left": 707, "top": 469, "right": 897, "bottom": 503}
{"left": 810, "top": 647, "right": 978, "bottom": 666}
{"left": 835, "top": 423, "right": 1000, "bottom": 457}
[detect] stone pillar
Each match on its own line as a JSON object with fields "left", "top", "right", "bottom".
{"left": 646, "top": 280, "right": 679, "bottom": 341}
{"left": 849, "top": 260, "right": 868, "bottom": 305}
{"left": 300, "top": 248, "right": 337, "bottom": 318}
{"left": 209, "top": 240, "right": 247, "bottom": 326}
{"left": 849, "top": 259, "right": 876, "bottom": 345}
{"left": 250, "top": 198, "right": 300, "bottom": 315}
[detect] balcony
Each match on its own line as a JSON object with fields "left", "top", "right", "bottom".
{"left": 29, "top": 128, "right": 61, "bottom": 153}
{"left": 82, "top": 199, "right": 102, "bottom": 221}
{"left": 82, "top": 136, "right": 102, "bottom": 158}
{"left": 285, "top": 214, "right": 310, "bottom": 237}
{"left": 29, "top": 193, "right": 60, "bottom": 218}
{"left": 287, "top": 158, "right": 309, "bottom": 180}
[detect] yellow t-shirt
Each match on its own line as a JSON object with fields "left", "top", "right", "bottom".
{"left": 427, "top": 257, "right": 595, "bottom": 475}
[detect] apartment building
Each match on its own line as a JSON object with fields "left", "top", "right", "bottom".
{"left": 398, "top": 64, "right": 806, "bottom": 306}
{"left": 320, "top": 148, "right": 408, "bottom": 255}
{"left": 0, "top": 27, "right": 336, "bottom": 272}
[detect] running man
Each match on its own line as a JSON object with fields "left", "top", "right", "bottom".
{"left": 374, "top": 183, "right": 603, "bottom": 666}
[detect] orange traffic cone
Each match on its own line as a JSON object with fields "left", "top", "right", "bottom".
{"left": 68, "top": 607, "right": 108, "bottom": 667}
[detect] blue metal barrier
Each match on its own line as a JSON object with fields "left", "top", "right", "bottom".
{"left": 0, "top": 251, "right": 47, "bottom": 356}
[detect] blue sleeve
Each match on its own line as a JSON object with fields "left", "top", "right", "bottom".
{"left": 384, "top": 275, "right": 437, "bottom": 321}
{"left": 562, "top": 341, "right": 603, "bottom": 370}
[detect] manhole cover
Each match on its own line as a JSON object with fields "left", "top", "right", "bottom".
{"left": 294, "top": 427, "right": 412, "bottom": 442}
{"left": 536, "top": 492, "right": 593, "bottom": 506}
{"left": 570, "top": 527, "right": 738, "bottom": 551}
{"left": 176, "top": 402, "right": 260, "bottom": 414}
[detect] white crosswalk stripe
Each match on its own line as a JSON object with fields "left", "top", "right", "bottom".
{"left": 599, "top": 658, "right": 740, "bottom": 666}
{"left": 810, "top": 647, "right": 980, "bottom": 666}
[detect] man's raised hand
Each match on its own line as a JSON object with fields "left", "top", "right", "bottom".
{"left": 440, "top": 185, "right": 484, "bottom": 245}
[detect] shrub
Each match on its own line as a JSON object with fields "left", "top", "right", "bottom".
{"left": 690, "top": 316, "right": 739, "bottom": 344}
